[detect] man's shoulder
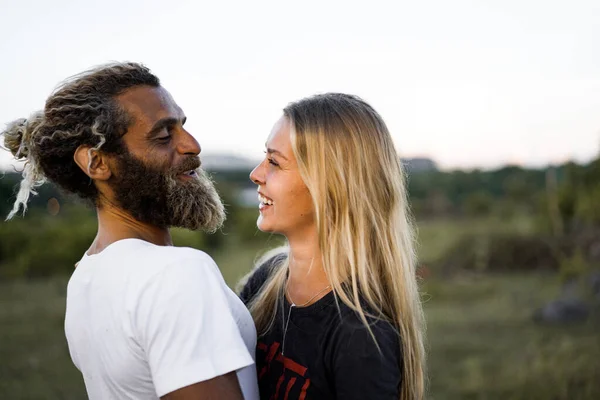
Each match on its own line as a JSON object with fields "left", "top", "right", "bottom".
{"left": 101, "top": 239, "right": 221, "bottom": 280}
{"left": 120, "top": 239, "right": 212, "bottom": 262}
{"left": 127, "top": 244, "right": 230, "bottom": 307}
{"left": 144, "top": 245, "right": 221, "bottom": 278}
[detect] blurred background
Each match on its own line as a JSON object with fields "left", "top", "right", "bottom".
{"left": 1, "top": 0, "right": 599, "bottom": 399}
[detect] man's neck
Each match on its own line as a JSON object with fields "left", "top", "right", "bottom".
{"left": 87, "top": 202, "right": 172, "bottom": 256}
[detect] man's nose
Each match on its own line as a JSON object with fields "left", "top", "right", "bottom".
{"left": 177, "top": 129, "right": 201, "bottom": 156}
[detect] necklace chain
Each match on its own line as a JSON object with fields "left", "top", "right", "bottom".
{"left": 281, "top": 283, "right": 331, "bottom": 356}
{"left": 286, "top": 284, "right": 332, "bottom": 307}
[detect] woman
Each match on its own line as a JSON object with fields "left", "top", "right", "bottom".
{"left": 239, "top": 93, "right": 426, "bottom": 400}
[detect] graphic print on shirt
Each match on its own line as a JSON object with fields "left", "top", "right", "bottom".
{"left": 257, "top": 340, "right": 311, "bottom": 400}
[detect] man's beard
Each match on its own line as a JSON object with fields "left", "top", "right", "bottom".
{"left": 109, "top": 152, "right": 225, "bottom": 232}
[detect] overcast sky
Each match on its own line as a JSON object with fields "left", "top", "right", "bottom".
{"left": 1, "top": 0, "right": 599, "bottom": 170}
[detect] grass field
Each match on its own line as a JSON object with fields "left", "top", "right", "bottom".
{"left": 424, "top": 274, "right": 599, "bottom": 399}
{"left": 1, "top": 218, "right": 598, "bottom": 399}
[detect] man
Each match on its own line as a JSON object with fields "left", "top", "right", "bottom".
{"left": 1, "top": 63, "right": 258, "bottom": 399}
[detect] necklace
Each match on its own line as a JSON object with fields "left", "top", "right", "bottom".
{"left": 286, "top": 284, "right": 332, "bottom": 307}
{"left": 281, "top": 284, "right": 331, "bottom": 356}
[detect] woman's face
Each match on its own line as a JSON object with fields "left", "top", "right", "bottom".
{"left": 249, "top": 116, "right": 315, "bottom": 239}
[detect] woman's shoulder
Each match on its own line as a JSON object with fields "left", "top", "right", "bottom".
{"left": 330, "top": 300, "right": 401, "bottom": 353}
{"left": 324, "top": 301, "right": 403, "bottom": 399}
{"left": 238, "top": 248, "right": 287, "bottom": 304}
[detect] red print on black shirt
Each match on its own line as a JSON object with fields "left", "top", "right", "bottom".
{"left": 257, "top": 341, "right": 311, "bottom": 400}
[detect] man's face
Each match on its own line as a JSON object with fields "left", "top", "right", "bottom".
{"left": 108, "top": 85, "right": 225, "bottom": 232}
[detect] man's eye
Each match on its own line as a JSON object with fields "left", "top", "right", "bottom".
{"left": 157, "top": 135, "right": 171, "bottom": 142}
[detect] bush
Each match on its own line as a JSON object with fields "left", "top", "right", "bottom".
{"left": 232, "top": 207, "right": 273, "bottom": 244}
{"left": 0, "top": 201, "right": 258, "bottom": 279}
{"left": 0, "top": 208, "right": 97, "bottom": 279}
{"left": 170, "top": 228, "right": 208, "bottom": 250}
{"left": 439, "top": 233, "right": 563, "bottom": 274}
{"left": 463, "top": 191, "right": 494, "bottom": 216}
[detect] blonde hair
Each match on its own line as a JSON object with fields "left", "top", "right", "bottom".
{"left": 245, "top": 93, "right": 426, "bottom": 399}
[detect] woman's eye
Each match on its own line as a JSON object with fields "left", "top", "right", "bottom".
{"left": 157, "top": 135, "right": 171, "bottom": 142}
{"left": 263, "top": 151, "right": 279, "bottom": 167}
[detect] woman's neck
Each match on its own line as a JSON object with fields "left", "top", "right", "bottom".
{"left": 286, "top": 234, "right": 331, "bottom": 306}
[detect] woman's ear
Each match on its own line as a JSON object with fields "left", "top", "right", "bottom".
{"left": 73, "top": 145, "right": 112, "bottom": 181}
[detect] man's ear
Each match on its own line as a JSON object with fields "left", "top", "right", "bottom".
{"left": 74, "top": 145, "right": 112, "bottom": 181}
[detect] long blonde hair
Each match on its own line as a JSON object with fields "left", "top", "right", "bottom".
{"left": 245, "top": 93, "right": 426, "bottom": 400}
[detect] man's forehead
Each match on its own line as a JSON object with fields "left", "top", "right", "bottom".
{"left": 116, "top": 85, "right": 183, "bottom": 125}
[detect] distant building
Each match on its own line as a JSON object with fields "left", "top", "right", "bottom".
{"left": 201, "top": 154, "right": 259, "bottom": 171}
{"left": 402, "top": 157, "right": 438, "bottom": 173}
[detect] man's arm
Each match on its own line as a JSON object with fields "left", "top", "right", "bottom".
{"left": 161, "top": 371, "right": 243, "bottom": 400}
{"left": 137, "top": 258, "right": 255, "bottom": 399}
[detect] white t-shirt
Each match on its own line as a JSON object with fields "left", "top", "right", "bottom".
{"left": 64, "top": 238, "right": 259, "bottom": 400}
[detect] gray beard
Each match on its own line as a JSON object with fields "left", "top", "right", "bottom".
{"left": 164, "top": 168, "right": 226, "bottom": 232}
{"left": 110, "top": 152, "right": 226, "bottom": 232}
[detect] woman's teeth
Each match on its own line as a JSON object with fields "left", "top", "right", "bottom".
{"left": 258, "top": 194, "right": 273, "bottom": 205}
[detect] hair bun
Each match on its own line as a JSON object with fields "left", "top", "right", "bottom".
{"left": 1, "top": 112, "right": 44, "bottom": 160}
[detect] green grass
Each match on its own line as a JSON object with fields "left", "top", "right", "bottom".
{"left": 416, "top": 216, "right": 537, "bottom": 264}
{"left": 0, "top": 278, "right": 86, "bottom": 399}
{"left": 423, "top": 274, "right": 600, "bottom": 399}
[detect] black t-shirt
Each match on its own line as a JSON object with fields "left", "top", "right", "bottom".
{"left": 240, "top": 255, "right": 402, "bottom": 400}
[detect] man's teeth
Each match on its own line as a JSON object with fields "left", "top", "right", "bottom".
{"left": 258, "top": 194, "right": 274, "bottom": 205}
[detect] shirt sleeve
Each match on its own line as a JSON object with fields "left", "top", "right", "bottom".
{"left": 134, "top": 258, "right": 254, "bottom": 398}
{"left": 332, "top": 320, "right": 402, "bottom": 400}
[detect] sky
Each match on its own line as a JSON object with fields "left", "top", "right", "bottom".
{"left": 0, "top": 0, "right": 599, "bottom": 170}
